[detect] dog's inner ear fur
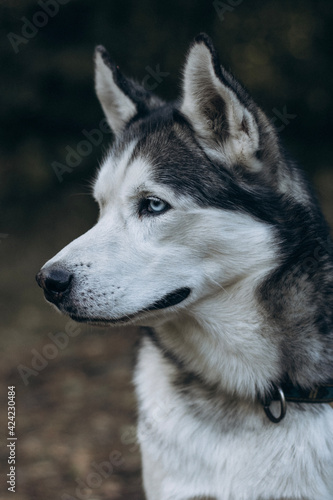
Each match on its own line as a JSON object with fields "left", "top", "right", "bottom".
{"left": 181, "top": 36, "right": 260, "bottom": 166}
{"left": 94, "top": 46, "right": 137, "bottom": 135}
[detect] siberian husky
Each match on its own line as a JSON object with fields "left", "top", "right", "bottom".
{"left": 37, "top": 34, "right": 333, "bottom": 499}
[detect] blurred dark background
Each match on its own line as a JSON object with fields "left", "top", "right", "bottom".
{"left": 1, "top": 1, "right": 332, "bottom": 499}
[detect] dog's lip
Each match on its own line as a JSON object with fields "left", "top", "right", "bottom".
{"left": 68, "top": 287, "right": 191, "bottom": 325}
{"left": 69, "top": 313, "right": 135, "bottom": 325}
{"left": 146, "top": 287, "right": 191, "bottom": 311}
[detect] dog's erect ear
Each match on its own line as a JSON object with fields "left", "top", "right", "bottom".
{"left": 94, "top": 46, "right": 163, "bottom": 135}
{"left": 181, "top": 34, "right": 262, "bottom": 166}
{"left": 94, "top": 46, "right": 136, "bottom": 134}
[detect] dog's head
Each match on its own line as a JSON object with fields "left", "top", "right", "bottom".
{"left": 36, "top": 35, "right": 333, "bottom": 392}
{"left": 37, "top": 35, "right": 280, "bottom": 325}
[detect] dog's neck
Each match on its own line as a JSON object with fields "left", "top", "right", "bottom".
{"left": 148, "top": 275, "right": 280, "bottom": 401}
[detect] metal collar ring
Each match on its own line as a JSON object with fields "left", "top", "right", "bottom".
{"left": 263, "top": 386, "right": 287, "bottom": 423}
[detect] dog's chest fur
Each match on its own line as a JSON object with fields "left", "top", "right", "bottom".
{"left": 135, "top": 337, "right": 333, "bottom": 500}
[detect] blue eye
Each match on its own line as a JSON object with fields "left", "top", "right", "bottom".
{"left": 148, "top": 198, "right": 167, "bottom": 213}
{"left": 139, "top": 197, "right": 171, "bottom": 216}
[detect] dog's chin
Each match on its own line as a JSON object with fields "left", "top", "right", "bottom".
{"left": 66, "top": 287, "right": 191, "bottom": 326}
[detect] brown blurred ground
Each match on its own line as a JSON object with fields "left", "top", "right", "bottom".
{"left": 1, "top": 1, "right": 333, "bottom": 499}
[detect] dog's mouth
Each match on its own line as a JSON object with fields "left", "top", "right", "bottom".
{"left": 69, "top": 287, "right": 191, "bottom": 325}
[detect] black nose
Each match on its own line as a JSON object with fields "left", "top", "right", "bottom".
{"left": 36, "top": 267, "right": 72, "bottom": 302}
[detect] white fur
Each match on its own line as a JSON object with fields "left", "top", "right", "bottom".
{"left": 95, "top": 50, "right": 136, "bottom": 134}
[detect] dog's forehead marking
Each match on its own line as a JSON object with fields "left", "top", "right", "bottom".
{"left": 93, "top": 140, "right": 138, "bottom": 204}
{"left": 94, "top": 139, "right": 173, "bottom": 209}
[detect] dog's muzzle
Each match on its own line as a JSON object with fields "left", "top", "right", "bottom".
{"left": 36, "top": 267, "right": 72, "bottom": 305}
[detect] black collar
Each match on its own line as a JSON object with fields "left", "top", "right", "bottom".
{"left": 263, "top": 381, "right": 333, "bottom": 424}
{"left": 282, "top": 381, "right": 333, "bottom": 404}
